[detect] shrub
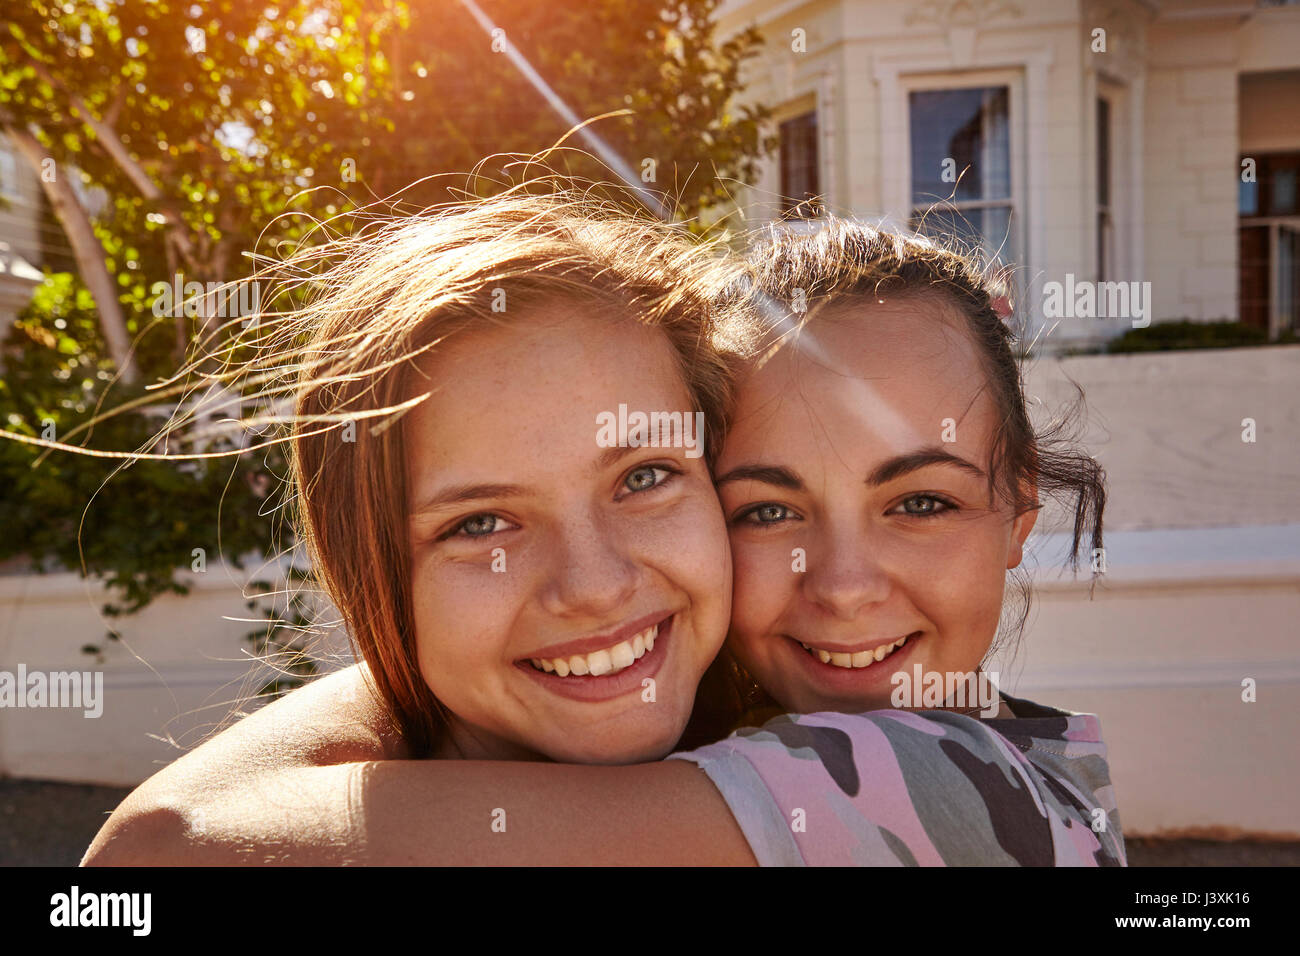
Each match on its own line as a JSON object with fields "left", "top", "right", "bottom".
{"left": 0, "top": 273, "right": 309, "bottom": 689}
{"left": 1106, "top": 319, "right": 1294, "bottom": 353}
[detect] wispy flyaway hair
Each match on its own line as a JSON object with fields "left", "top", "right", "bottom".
{"left": 278, "top": 188, "right": 747, "bottom": 754}
{"left": 6, "top": 175, "right": 749, "bottom": 756}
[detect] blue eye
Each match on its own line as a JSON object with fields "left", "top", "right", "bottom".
{"left": 736, "top": 503, "right": 796, "bottom": 526}
{"left": 622, "top": 465, "right": 675, "bottom": 495}
{"left": 455, "top": 513, "right": 504, "bottom": 537}
{"left": 894, "top": 495, "right": 955, "bottom": 517}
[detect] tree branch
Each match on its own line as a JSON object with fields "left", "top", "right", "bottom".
{"left": 26, "top": 58, "right": 198, "bottom": 272}
{"left": 4, "top": 123, "right": 140, "bottom": 384}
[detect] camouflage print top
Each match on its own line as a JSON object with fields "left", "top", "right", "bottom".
{"left": 668, "top": 694, "right": 1126, "bottom": 866}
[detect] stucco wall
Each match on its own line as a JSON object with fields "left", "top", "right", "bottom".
{"left": 2, "top": 347, "right": 1296, "bottom": 836}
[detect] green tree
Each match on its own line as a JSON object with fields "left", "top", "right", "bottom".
{"left": 0, "top": 0, "right": 772, "bottom": 651}
{"left": 2, "top": 1, "right": 770, "bottom": 376}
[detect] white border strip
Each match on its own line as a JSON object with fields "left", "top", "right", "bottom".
{"left": 1024, "top": 524, "right": 1300, "bottom": 589}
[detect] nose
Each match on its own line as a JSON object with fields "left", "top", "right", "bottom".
{"left": 538, "top": 507, "right": 641, "bottom": 620}
{"left": 801, "top": 528, "right": 891, "bottom": 620}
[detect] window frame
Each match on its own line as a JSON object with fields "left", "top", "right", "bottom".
{"left": 1239, "top": 151, "right": 1300, "bottom": 337}
{"left": 777, "top": 109, "right": 823, "bottom": 220}
{"left": 900, "top": 69, "right": 1025, "bottom": 274}
{"left": 0, "top": 143, "right": 20, "bottom": 201}
{"left": 1096, "top": 95, "right": 1113, "bottom": 283}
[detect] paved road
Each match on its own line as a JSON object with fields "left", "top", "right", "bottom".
{"left": 3, "top": 778, "right": 1297, "bottom": 866}
{"left": 1, "top": 779, "right": 131, "bottom": 866}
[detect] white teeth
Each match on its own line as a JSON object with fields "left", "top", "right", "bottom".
{"left": 529, "top": 623, "right": 662, "bottom": 677}
{"left": 804, "top": 634, "right": 913, "bottom": 669}
{"left": 587, "top": 649, "right": 613, "bottom": 677}
{"left": 610, "top": 641, "right": 635, "bottom": 670}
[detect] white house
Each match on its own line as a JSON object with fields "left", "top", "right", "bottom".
{"left": 717, "top": 0, "right": 1300, "bottom": 348}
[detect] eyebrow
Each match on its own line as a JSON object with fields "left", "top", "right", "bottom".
{"left": 593, "top": 417, "right": 693, "bottom": 471}
{"left": 865, "top": 447, "right": 986, "bottom": 486}
{"left": 715, "top": 447, "right": 985, "bottom": 493}
{"left": 714, "top": 464, "right": 805, "bottom": 491}
{"left": 410, "top": 482, "right": 529, "bottom": 517}
{"left": 411, "top": 428, "right": 690, "bottom": 517}
{"left": 595, "top": 442, "right": 653, "bottom": 471}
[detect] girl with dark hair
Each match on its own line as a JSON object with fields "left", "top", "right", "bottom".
{"left": 82, "top": 212, "right": 1125, "bottom": 867}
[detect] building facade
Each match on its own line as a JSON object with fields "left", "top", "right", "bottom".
{"left": 717, "top": 0, "right": 1300, "bottom": 350}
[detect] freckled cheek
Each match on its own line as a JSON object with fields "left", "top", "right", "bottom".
{"left": 409, "top": 554, "right": 528, "bottom": 680}
{"left": 621, "top": 498, "right": 731, "bottom": 668}
{"left": 633, "top": 496, "right": 731, "bottom": 592}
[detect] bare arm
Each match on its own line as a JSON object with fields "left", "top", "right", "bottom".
{"left": 82, "top": 662, "right": 402, "bottom": 864}
{"left": 86, "top": 759, "right": 756, "bottom": 866}
{"left": 82, "top": 664, "right": 756, "bottom": 866}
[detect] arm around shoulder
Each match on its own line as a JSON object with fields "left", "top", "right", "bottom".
{"left": 81, "top": 793, "right": 192, "bottom": 866}
{"left": 349, "top": 757, "right": 758, "bottom": 865}
{"left": 80, "top": 661, "right": 758, "bottom": 865}
{"left": 84, "top": 756, "right": 759, "bottom": 866}
{"left": 82, "top": 663, "right": 400, "bottom": 866}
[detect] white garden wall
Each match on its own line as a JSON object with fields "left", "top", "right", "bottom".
{"left": 2, "top": 346, "right": 1297, "bottom": 837}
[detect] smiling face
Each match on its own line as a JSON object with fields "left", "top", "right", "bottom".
{"left": 403, "top": 299, "right": 731, "bottom": 764}
{"left": 715, "top": 295, "right": 1036, "bottom": 715}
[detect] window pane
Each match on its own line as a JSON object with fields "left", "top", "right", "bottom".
{"left": 1279, "top": 226, "right": 1300, "bottom": 333}
{"left": 1239, "top": 225, "right": 1270, "bottom": 329}
{"left": 911, "top": 203, "right": 1017, "bottom": 267}
{"left": 0, "top": 149, "right": 18, "bottom": 199}
{"left": 779, "top": 112, "right": 820, "bottom": 217}
{"left": 1240, "top": 177, "right": 1259, "bottom": 216}
{"left": 909, "top": 87, "right": 1010, "bottom": 204}
{"left": 1269, "top": 167, "right": 1297, "bottom": 215}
